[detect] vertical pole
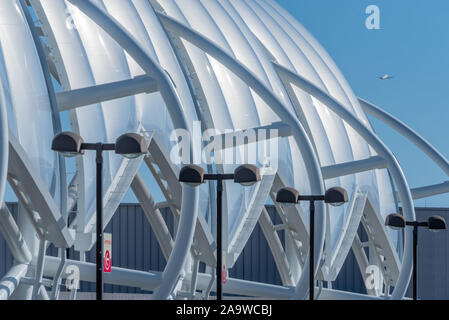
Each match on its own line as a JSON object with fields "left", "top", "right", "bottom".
{"left": 309, "top": 200, "right": 315, "bottom": 301}
{"left": 11, "top": 203, "right": 39, "bottom": 300}
{"left": 96, "top": 145, "right": 104, "bottom": 301}
{"left": 32, "top": 239, "right": 47, "bottom": 300}
{"left": 413, "top": 225, "right": 418, "bottom": 300}
{"left": 216, "top": 176, "right": 223, "bottom": 301}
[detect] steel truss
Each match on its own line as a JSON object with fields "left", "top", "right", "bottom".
{"left": 0, "top": 0, "right": 448, "bottom": 300}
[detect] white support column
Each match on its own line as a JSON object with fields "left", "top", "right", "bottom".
{"left": 258, "top": 208, "right": 294, "bottom": 286}
{"left": 130, "top": 173, "right": 174, "bottom": 259}
{"left": 9, "top": 204, "right": 39, "bottom": 300}
{"left": 56, "top": 75, "right": 158, "bottom": 111}
{"left": 402, "top": 181, "right": 449, "bottom": 201}
{"left": 321, "top": 156, "right": 387, "bottom": 180}
{"left": 212, "top": 121, "right": 292, "bottom": 151}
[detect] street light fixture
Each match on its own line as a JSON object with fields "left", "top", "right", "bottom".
{"left": 179, "top": 164, "right": 261, "bottom": 300}
{"left": 275, "top": 186, "right": 348, "bottom": 300}
{"left": 115, "top": 133, "right": 148, "bottom": 159}
{"left": 51, "top": 131, "right": 85, "bottom": 158}
{"left": 385, "top": 213, "right": 446, "bottom": 300}
{"left": 52, "top": 131, "right": 148, "bottom": 300}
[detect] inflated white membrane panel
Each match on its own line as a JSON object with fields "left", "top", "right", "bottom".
{"left": 1, "top": 0, "right": 405, "bottom": 294}
{"left": 263, "top": 0, "right": 396, "bottom": 233}
{"left": 42, "top": 0, "right": 397, "bottom": 256}
{"left": 0, "top": 1, "right": 61, "bottom": 206}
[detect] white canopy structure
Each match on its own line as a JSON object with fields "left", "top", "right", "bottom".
{"left": 0, "top": 0, "right": 448, "bottom": 300}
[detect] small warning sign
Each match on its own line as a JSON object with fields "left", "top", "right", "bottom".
{"left": 222, "top": 252, "right": 227, "bottom": 284}
{"left": 222, "top": 264, "right": 227, "bottom": 284}
{"left": 104, "top": 233, "right": 112, "bottom": 273}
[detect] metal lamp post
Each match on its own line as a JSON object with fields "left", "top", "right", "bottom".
{"left": 52, "top": 131, "right": 148, "bottom": 300}
{"left": 179, "top": 164, "right": 261, "bottom": 300}
{"left": 275, "top": 186, "right": 348, "bottom": 300}
{"left": 385, "top": 213, "right": 446, "bottom": 300}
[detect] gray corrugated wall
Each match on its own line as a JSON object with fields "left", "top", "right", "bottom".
{"left": 230, "top": 207, "right": 285, "bottom": 285}
{"left": 403, "top": 208, "right": 449, "bottom": 299}
{"left": 48, "top": 204, "right": 175, "bottom": 293}
{"left": 1, "top": 204, "right": 448, "bottom": 298}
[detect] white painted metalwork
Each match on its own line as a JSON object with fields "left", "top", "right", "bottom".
{"left": 0, "top": 0, "right": 447, "bottom": 300}
{"left": 57, "top": 76, "right": 158, "bottom": 112}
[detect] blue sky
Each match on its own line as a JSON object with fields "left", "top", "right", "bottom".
{"left": 275, "top": 0, "right": 449, "bottom": 207}
{"left": 6, "top": 1, "right": 448, "bottom": 208}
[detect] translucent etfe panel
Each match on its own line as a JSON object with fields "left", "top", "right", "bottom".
{"left": 103, "top": 0, "right": 210, "bottom": 216}
{"left": 156, "top": 0, "right": 237, "bottom": 218}
{"left": 128, "top": 0, "right": 214, "bottom": 215}
{"left": 222, "top": 0, "right": 316, "bottom": 202}
{"left": 67, "top": 1, "right": 139, "bottom": 220}
{"left": 0, "top": 1, "right": 60, "bottom": 204}
{"left": 219, "top": 0, "right": 305, "bottom": 205}
{"left": 265, "top": 0, "right": 395, "bottom": 223}
{"left": 230, "top": 0, "right": 338, "bottom": 169}
{"left": 256, "top": 0, "right": 384, "bottom": 251}
{"left": 154, "top": 0, "right": 249, "bottom": 241}
{"left": 217, "top": 0, "right": 292, "bottom": 123}
{"left": 234, "top": 4, "right": 344, "bottom": 195}
{"left": 102, "top": 0, "right": 197, "bottom": 153}
{"left": 235, "top": 0, "right": 349, "bottom": 243}
{"left": 174, "top": 0, "right": 260, "bottom": 130}
{"left": 200, "top": 0, "right": 309, "bottom": 244}
{"left": 157, "top": 0, "right": 234, "bottom": 130}
{"left": 173, "top": 0, "right": 274, "bottom": 244}
{"left": 37, "top": 0, "right": 109, "bottom": 229}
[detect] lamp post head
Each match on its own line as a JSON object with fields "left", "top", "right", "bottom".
{"left": 324, "top": 187, "right": 348, "bottom": 207}
{"left": 179, "top": 165, "right": 205, "bottom": 187}
{"left": 234, "top": 164, "right": 261, "bottom": 187}
{"left": 52, "top": 132, "right": 84, "bottom": 158}
{"left": 276, "top": 187, "right": 300, "bottom": 206}
{"left": 428, "top": 215, "right": 446, "bottom": 232}
{"left": 115, "top": 133, "right": 148, "bottom": 159}
{"left": 385, "top": 213, "right": 406, "bottom": 230}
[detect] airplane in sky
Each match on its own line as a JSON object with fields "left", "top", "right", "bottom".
{"left": 378, "top": 74, "right": 394, "bottom": 80}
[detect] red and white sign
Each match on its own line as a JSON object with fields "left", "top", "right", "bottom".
{"left": 222, "top": 264, "right": 227, "bottom": 284}
{"left": 222, "top": 252, "right": 227, "bottom": 284}
{"left": 103, "top": 233, "right": 112, "bottom": 273}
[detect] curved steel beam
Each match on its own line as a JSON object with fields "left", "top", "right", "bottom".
{"left": 359, "top": 97, "right": 449, "bottom": 177}
{"left": 258, "top": 207, "right": 294, "bottom": 286}
{"left": 156, "top": 11, "right": 326, "bottom": 299}
{"left": 19, "top": 0, "right": 67, "bottom": 220}
{"left": 0, "top": 74, "right": 7, "bottom": 208}
{"left": 66, "top": 0, "right": 199, "bottom": 300}
{"left": 8, "top": 132, "right": 74, "bottom": 248}
{"left": 274, "top": 62, "right": 415, "bottom": 299}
